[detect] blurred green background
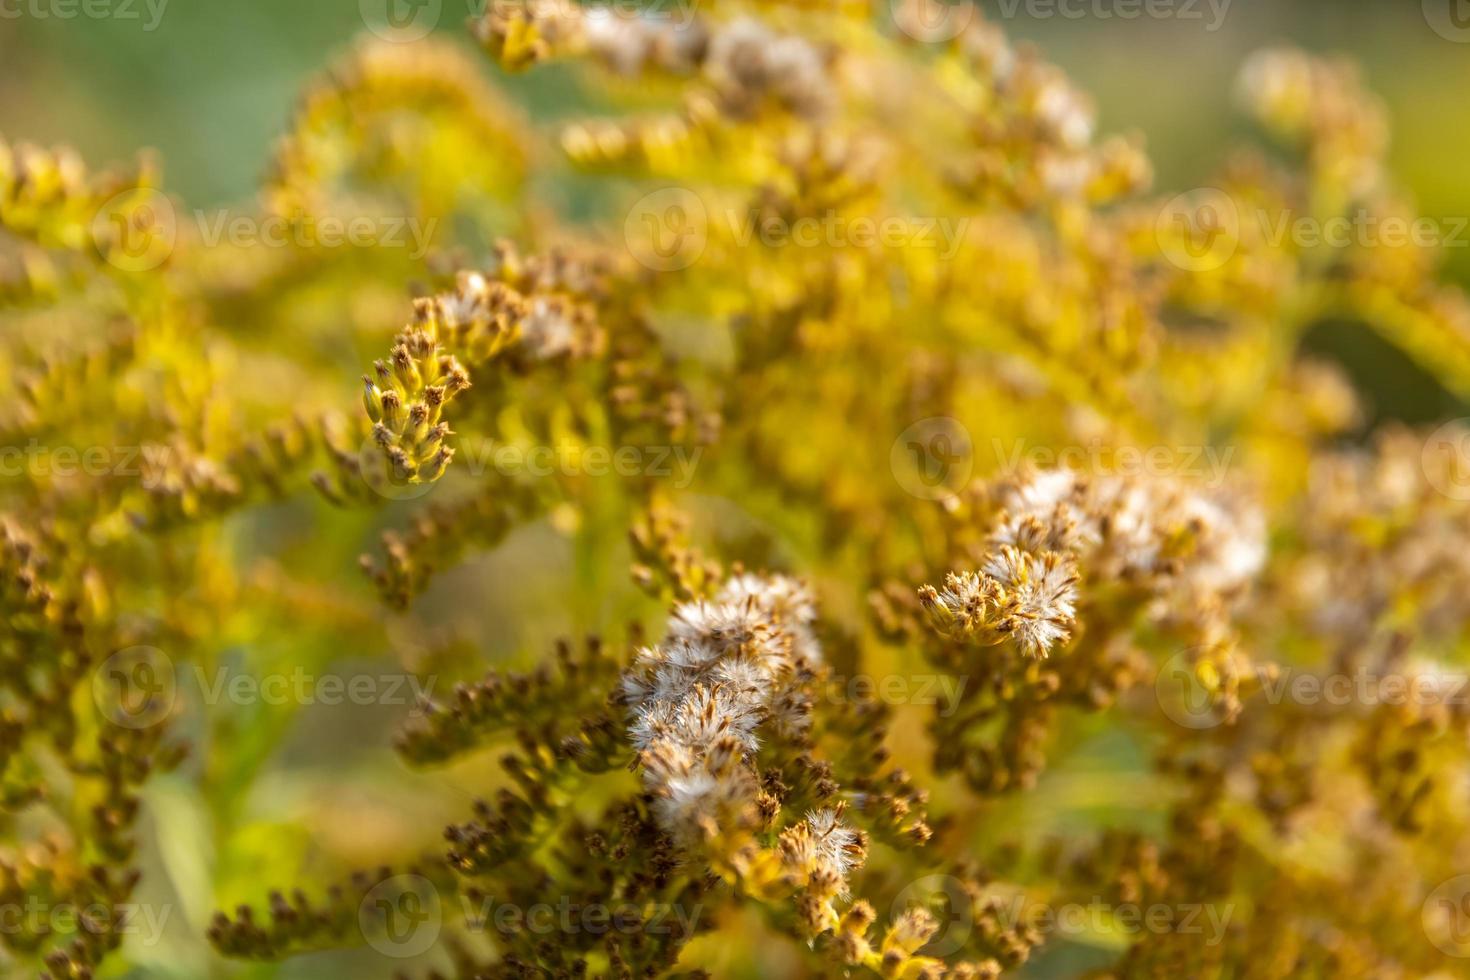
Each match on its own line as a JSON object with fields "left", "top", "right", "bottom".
{"left": 5, "top": 0, "right": 1468, "bottom": 426}
{"left": 3, "top": 0, "right": 1467, "bottom": 227}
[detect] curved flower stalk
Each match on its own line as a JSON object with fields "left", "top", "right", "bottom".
{"left": 356, "top": 249, "right": 632, "bottom": 487}
{"left": 265, "top": 37, "right": 528, "bottom": 224}
{"left": 361, "top": 293, "right": 482, "bottom": 485}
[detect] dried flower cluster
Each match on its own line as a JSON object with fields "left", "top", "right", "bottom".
{"left": 5, "top": 2, "right": 1470, "bottom": 978}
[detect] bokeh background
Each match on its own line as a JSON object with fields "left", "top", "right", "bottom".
{"left": 3, "top": 2, "right": 1469, "bottom": 977}
{"left": 5, "top": 0, "right": 1469, "bottom": 427}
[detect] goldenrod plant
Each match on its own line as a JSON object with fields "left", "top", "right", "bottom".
{"left": 5, "top": 1, "right": 1470, "bottom": 977}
